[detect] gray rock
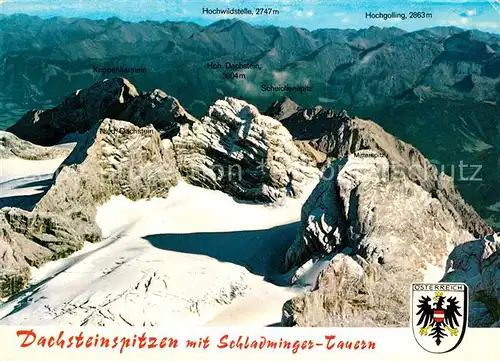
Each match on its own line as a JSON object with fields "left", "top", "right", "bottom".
{"left": 317, "top": 253, "right": 365, "bottom": 282}
{"left": 285, "top": 117, "right": 493, "bottom": 271}
{"left": 0, "top": 131, "right": 71, "bottom": 160}
{"left": 0, "top": 211, "right": 52, "bottom": 297}
{"left": 6, "top": 78, "right": 201, "bottom": 148}
{"left": 441, "top": 233, "right": 500, "bottom": 327}
{"left": 281, "top": 299, "right": 297, "bottom": 327}
{"left": 172, "top": 97, "right": 321, "bottom": 202}
{"left": 281, "top": 117, "right": 492, "bottom": 327}
{"left": 52, "top": 118, "right": 180, "bottom": 203}
{"left": 117, "top": 89, "right": 197, "bottom": 137}
{"left": 1, "top": 118, "right": 180, "bottom": 298}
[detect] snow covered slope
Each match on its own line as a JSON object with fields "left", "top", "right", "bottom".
{"left": 0, "top": 182, "right": 310, "bottom": 326}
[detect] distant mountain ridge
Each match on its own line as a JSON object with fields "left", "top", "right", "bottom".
{"left": 1, "top": 15, "right": 499, "bottom": 122}
{"left": 1, "top": 15, "right": 499, "bottom": 228}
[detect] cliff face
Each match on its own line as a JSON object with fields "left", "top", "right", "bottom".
{"left": 5, "top": 78, "right": 199, "bottom": 147}
{"left": 266, "top": 96, "right": 500, "bottom": 231}
{"left": 279, "top": 114, "right": 493, "bottom": 327}
{"left": 6, "top": 78, "right": 140, "bottom": 146}
{"left": 173, "top": 97, "right": 321, "bottom": 202}
{"left": 283, "top": 115, "right": 492, "bottom": 271}
{"left": 441, "top": 234, "right": 500, "bottom": 327}
{"left": 1, "top": 118, "right": 180, "bottom": 297}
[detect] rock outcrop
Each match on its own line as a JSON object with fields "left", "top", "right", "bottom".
{"left": 2, "top": 77, "right": 328, "bottom": 298}
{"left": 265, "top": 98, "right": 354, "bottom": 169}
{"left": 118, "top": 89, "right": 197, "bottom": 138}
{"left": 52, "top": 118, "right": 179, "bottom": 203}
{"left": 1, "top": 90, "right": 323, "bottom": 298}
{"left": 265, "top": 97, "right": 350, "bottom": 142}
{"left": 172, "top": 97, "right": 321, "bottom": 202}
{"left": 7, "top": 78, "right": 140, "bottom": 146}
{"left": 0, "top": 131, "right": 70, "bottom": 160}
{"left": 280, "top": 115, "right": 493, "bottom": 327}
{"left": 282, "top": 251, "right": 417, "bottom": 327}
{"left": 6, "top": 78, "right": 200, "bottom": 147}
{"left": 267, "top": 97, "right": 500, "bottom": 231}
{"left": 0, "top": 119, "right": 180, "bottom": 296}
{"left": 285, "top": 117, "right": 493, "bottom": 271}
{"left": 441, "top": 233, "right": 500, "bottom": 327}
{"left": 0, "top": 212, "right": 53, "bottom": 297}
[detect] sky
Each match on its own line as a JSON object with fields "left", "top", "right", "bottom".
{"left": 0, "top": 0, "right": 499, "bottom": 32}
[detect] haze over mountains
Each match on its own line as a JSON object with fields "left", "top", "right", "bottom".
{"left": 1, "top": 15, "right": 499, "bottom": 227}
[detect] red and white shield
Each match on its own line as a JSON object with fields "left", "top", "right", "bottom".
{"left": 412, "top": 282, "right": 469, "bottom": 353}
{"left": 434, "top": 309, "right": 445, "bottom": 323}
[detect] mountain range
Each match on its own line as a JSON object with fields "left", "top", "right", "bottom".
{"left": 0, "top": 14, "right": 499, "bottom": 327}
{"left": 0, "top": 77, "right": 498, "bottom": 328}
{"left": 1, "top": 14, "right": 499, "bottom": 228}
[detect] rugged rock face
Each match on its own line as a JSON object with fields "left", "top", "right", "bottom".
{"left": 265, "top": 98, "right": 356, "bottom": 170}
{"left": 282, "top": 251, "right": 417, "bottom": 327}
{"left": 264, "top": 97, "right": 301, "bottom": 123}
{"left": 6, "top": 78, "right": 201, "bottom": 147}
{"left": 0, "top": 131, "right": 70, "bottom": 160}
{"left": 52, "top": 118, "right": 179, "bottom": 203}
{"left": 1, "top": 119, "right": 180, "bottom": 297}
{"left": 172, "top": 97, "right": 321, "bottom": 202}
{"left": 267, "top": 97, "right": 500, "bottom": 231}
{"left": 0, "top": 212, "right": 52, "bottom": 297}
{"left": 284, "top": 117, "right": 493, "bottom": 271}
{"left": 5, "top": 77, "right": 321, "bottom": 204}
{"left": 118, "top": 89, "right": 197, "bottom": 138}
{"left": 7, "top": 78, "right": 140, "bottom": 146}
{"left": 280, "top": 115, "right": 493, "bottom": 327}
{"left": 285, "top": 148, "right": 477, "bottom": 272}
{"left": 265, "top": 97, "right": 350, "bottom": 143}
{"left": 441, "top": 233, "right": 500, "bottom": 327}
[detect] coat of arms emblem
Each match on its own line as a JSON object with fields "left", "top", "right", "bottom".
{"left": 411, "top": 283, "right": 468, "bottom": 353}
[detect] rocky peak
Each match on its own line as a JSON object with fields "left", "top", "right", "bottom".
{"left": 279, "top": 112, "right": 494, "bottom": 326}
{"left": 7, "top": 78, "right": 139, "bottom": 146}
{"left": 6, "top": 78, "right": 198, "bottom": 146}
{"left": 268, "top": 102, "right": 351, "bottom": 141}
{"left": 173, "top": 97, "right": 321, "bottom": 202}
{"left": 441, "top": 233, "right": 500, "bottom": 327}
{"left": 117, "top": 88, "right": 197, "bottom": 138}
{"left": 264, "top": 97, "right": 301, "bottom": 121}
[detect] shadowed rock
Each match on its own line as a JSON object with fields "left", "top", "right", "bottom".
{"left": 7, "top": 78, "right": 139, "bottom": 146}
{"left": 441, "top": 233, "right": 500, "bottom": 327}
{"left": 6, "top": 78, "right": 201, "bottom": 148}
{"left": 118, "top": 89, "right": 197, "bottom": 138}
{"left": 0, "top": 212, "right": 52, "bottom": 297}
{"left": 280, "top": 116, "right": 493, "bottom": 327}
